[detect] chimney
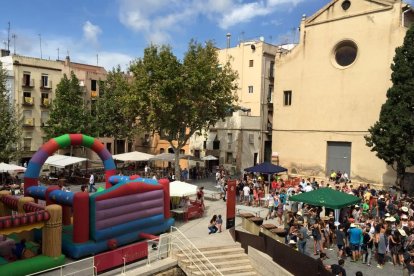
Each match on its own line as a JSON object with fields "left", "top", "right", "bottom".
{"left": 65, "top": 56, "right": 70, "bottom": 66}
{"left": 226, "top": 33, "right": 231, "bottom": 48}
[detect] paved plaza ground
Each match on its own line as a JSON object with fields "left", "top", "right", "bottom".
{"left": 70, "top": 177, "right": 403, "bottom": 276}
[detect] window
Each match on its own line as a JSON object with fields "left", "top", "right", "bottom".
{"left": 180, "top": 149, "right": 185, "bottom": 154}
{"left": 268, "top": 85, "right": 274, "bottom": 103}
{"left": 23, "top": 92, "right": 32, "bottom": 105}
{"left": 41, "top": 93, "right": 49, "bottom": 106}
{"left": 203, "top": 141, "right": 207, "bottom": 150}
{"left": 213, "top": 140, "right": 220, "bottom": 150}
{"left": 334, "top": 40, "right": 358, "bottom": 67}
{"left": 23, "top": 138, "right": 32, "bottom": 151}
{"left": 168, "top": 148, "right": 174, "bottom": 153}
{"left": 269, "top": 61, "right": 275, "bottom": 78}
{"left": 160, "top": 148, "right": 165, "bottom": 154}
{"left": 23, "top": 72, "right": 31, "bottom": 86}
{"left": 194, "top": 150, "right": 200, "bottom": 158}
{"left": 91, "top": 79, "right": 97, "bottom": 91}
{"left": 41, "top": 111, "right": 49, "bottom": 126}
{"left": 226, "top": 152, "right": 234, "bottom": 164}
{"left": 284, "top": 90, "right": 292, "bottom": 106}
{"left": 106, "top": 143, "right": 112, "bottom": 153}
{"left": 249, "top": 134, "right": 254, "bottom": 144}
{"left": 341, "top": 0, "right": 351, "bottom": 11}
{"left": 249, "top": 60, "right": 254, "bottom": 67}
{"left": 41, "top": 74, "right": 49, "bottom": 87}
{"left": 248, "top": 86, "right": 253, "bottom": 93}
{"left": 227, "top": 133, "right": 233, "bottom": 143}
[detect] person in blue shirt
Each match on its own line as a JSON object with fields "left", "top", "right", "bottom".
{"left": 348, "top": 224, "right": 362, "bottom": 262}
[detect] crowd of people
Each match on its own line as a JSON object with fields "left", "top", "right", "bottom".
{"left": 233, "top": 172, "right": 414, "bottom": 275}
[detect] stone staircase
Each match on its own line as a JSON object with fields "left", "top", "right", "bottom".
{"left": 173, "top": 244, "right": 258, "bottom": 276}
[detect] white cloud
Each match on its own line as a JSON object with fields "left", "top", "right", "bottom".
{"left": 83, "top": 21, "right": 102, "bottom": 46}
{"left": 117, "top": 0, "right": 305, "bottom": 43}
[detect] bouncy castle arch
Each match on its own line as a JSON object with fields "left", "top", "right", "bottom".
{"left": 24, "top": 134, "right": 116, "bottom": 195}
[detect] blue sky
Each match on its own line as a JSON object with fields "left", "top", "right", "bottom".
{"left": 0, "top": 0, "right": 407, "bottom": 70}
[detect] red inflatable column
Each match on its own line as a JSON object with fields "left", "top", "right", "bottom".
{"left": 62, "top": 205, "right": 72, "bottom": 226}
{"left": 159, "top": 178, "right": 170, "bottom": 219}
{"left": 73, "top": 192, "right": 89, "bottom": 243}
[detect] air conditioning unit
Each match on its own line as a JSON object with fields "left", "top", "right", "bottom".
{"left": 25, "top": 118, "right": 34, "bottom": 126}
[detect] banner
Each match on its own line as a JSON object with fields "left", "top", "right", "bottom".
{"left": 226, "top": 179, "right": 237, "bottom": 229}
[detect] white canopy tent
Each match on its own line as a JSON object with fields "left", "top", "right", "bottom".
{"left": 149, "top": 153, "right": 176, "bottom": 162}
{"left": 201, "top": 155, "right": 218, "bottom": 161}
{"left": 169, "top": 181, "right": 198, "bottom": 197}
{"left": 0, "top": 162, "right": 26, "bottom": 172}
{"left": 113, "top": 151, "right": 154, "bottom": 162}
{"left": 45, "top": 154, "right": 88, "bottom": 168}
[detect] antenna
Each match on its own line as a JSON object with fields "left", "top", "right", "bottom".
{"left": 96, "top": 54, "right": 98, "bottom": 66}
{"left": 38, "top": 34, "right": 43, "bottom": 59}
{"left": 12, "top": 34, "right": 16, "bottom": 54}
{"left": 57, "top": 48, "right": 59, "bottom": 60}
{"left": 7, "top": 22, "right": 10, "bottom": 51}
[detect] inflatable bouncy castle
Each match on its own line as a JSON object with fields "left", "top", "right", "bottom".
{"left": 23, "top": 134, "right": 173, "bottom": 259}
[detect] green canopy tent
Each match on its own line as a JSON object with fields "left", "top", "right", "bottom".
{"left": 289, "top": 188, "right": 361, "bottom": 225}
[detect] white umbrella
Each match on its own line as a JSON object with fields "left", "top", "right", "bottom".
{"left": 201, "top": 155, "right": 218, "bottom": 161}
{"left": 113, "top": 151, "right": 154, "bottom": 162}
{"left": 170, "top": 181, "right": 198, "bottom": 197}
{"left": 0, "top": 162, "right": 26, "bottom": 172}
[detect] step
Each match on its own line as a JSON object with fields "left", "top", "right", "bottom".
{"left": 187, "top": 264, "right": 256, "bottom": 275}
{"left": 180, "top": 258, "right": 250, "bottom": 269}
{"left": 179, "top": 253, "right": 249, "bottom": 264}
{"left": 175, "top": 247, "right": 245, "bottom": 258}
{"left": 196, "top": 244, "right": 242, "bottom": 252}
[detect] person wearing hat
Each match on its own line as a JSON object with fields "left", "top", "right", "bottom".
{"left": 401, "top": 214, "right": 409, "bottom": 228}
{"left": 377, "top": 195, "right": 386, "bottom": 219}
{"left": 348, "top": 223, "right": 362, "bottom": 262}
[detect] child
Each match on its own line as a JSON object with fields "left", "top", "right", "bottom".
{"left": 208, "top": 215, "right": 218, "bottom": 234}
{"left": 216, "top": 215, "right": 223, "bottom": 233}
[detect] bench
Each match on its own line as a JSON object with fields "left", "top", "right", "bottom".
{"left": 236, "top": 205, "right": 267, "bottom": 217}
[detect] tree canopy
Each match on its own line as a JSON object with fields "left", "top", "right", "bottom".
{"left": 365, "top": 25, "right": 414, "bottom": 187}
{"left": 94, "top": 66, "right": 135, "bottom": 152}
{"left": 126, "top": 41, "right": 238, "bottom": 178}
{"left": 45, "top": 71, "right": 94, "bottom": 139}
{"left": 0, "top": 62, "right": 21, "bottom": 162}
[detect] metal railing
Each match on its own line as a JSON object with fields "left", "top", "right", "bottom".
{"left": 26, "top": 257, "right": 95, "bottom": 276}
{"left": 168, "top": 226, "right": 223, "bottom": 276}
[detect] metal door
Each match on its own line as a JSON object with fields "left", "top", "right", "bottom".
{"left": 326, "top": 142, "right": 351, "bottom": 177}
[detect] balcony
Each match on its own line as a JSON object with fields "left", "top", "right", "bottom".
{"left": 41, "top": 98, "right": 50, "bottom": 108}
{"left": 23, "top": 117, "right": 35, "bottom": 127}
{"left": 22, "top": 78, "right": 34, "bottom": 88}
{"left": 22, "top": 97, "right": 34, "bottom": 106}
{"left": 41, "top": 120, "right": 49, "bottom": 127}
{"left": 40, "top": 80, "right": 52, "bottom": 90}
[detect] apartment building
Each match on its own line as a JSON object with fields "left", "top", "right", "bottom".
{"left": 272, "top": 0, "right": 414, "bottom": 186}
{"left": 0, "top": 53, "right": 107, "bottom": 164}
{"left": 190, "top": 39, "right": 279, "bottom": 174}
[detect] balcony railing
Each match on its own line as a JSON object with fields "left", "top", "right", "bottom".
{"left": 23, "top": 117, "right": 35, "bottom": 127}
{"left": 22, "top": 78, "right": 34, "bottom": 88}
{"left": 41, "top": 98, "right": 50, "bottom": 107}
{"left": 41, "top": 120, "right": 49, "bottom": 127}
{"left": 23, "top": 97, "right": 34, "bottom": 106}
{"left": 40, "top": 80, "right": 52, "bottom": 90}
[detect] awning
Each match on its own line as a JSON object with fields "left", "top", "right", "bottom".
{"left": 289, "top": 188, "right": 361, "bottom": 209}
{"left": 170, "top": 181, "right": 198, "bottom": 197}
{"left": 0, "top": 162, "right": 26, "bottom": 172}
{"left": 45, "top": 154, "right": 88, "bottom": 168}
{"left": 113, "top": 151, "right": 154, "bottom": 162}
{"left": 201, "top": 155, "right": 218, "bottom": 161}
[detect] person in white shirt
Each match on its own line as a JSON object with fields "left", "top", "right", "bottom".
{"left": 89, "top": 174, "right": 97, "bottom": 192}
{"left": 266, "top": 193, "right": 275, "bottom": 220}
{"left": 304, "top": 183, "right": 313, "bottom": 192}
{"left": 243, "top": 185, "right": 250, "bottom": 205}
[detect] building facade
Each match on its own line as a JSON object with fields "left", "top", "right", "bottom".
{"left": 0, "top": 54, "right": 108, "bottom": 163}
{"left": 272, "top": 0, "right": 413, "bottom": 185}
{"left": 189, "top": 39, "right": 279, "bottom": 174}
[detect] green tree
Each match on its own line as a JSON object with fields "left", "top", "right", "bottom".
{"left": 127, "top": 41, "right": 238, "bottom": 179}
{"left": 94, "top": 66, "right": 135, "bottom": 152}
{"left": 365, "top": 26, "right": 414, "bottom": 188}
{"left": 0, "top": 62, "right": 21, "bottom": 162}
{"left": 45, "top": 71, "right": 94, "bottom": 139}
